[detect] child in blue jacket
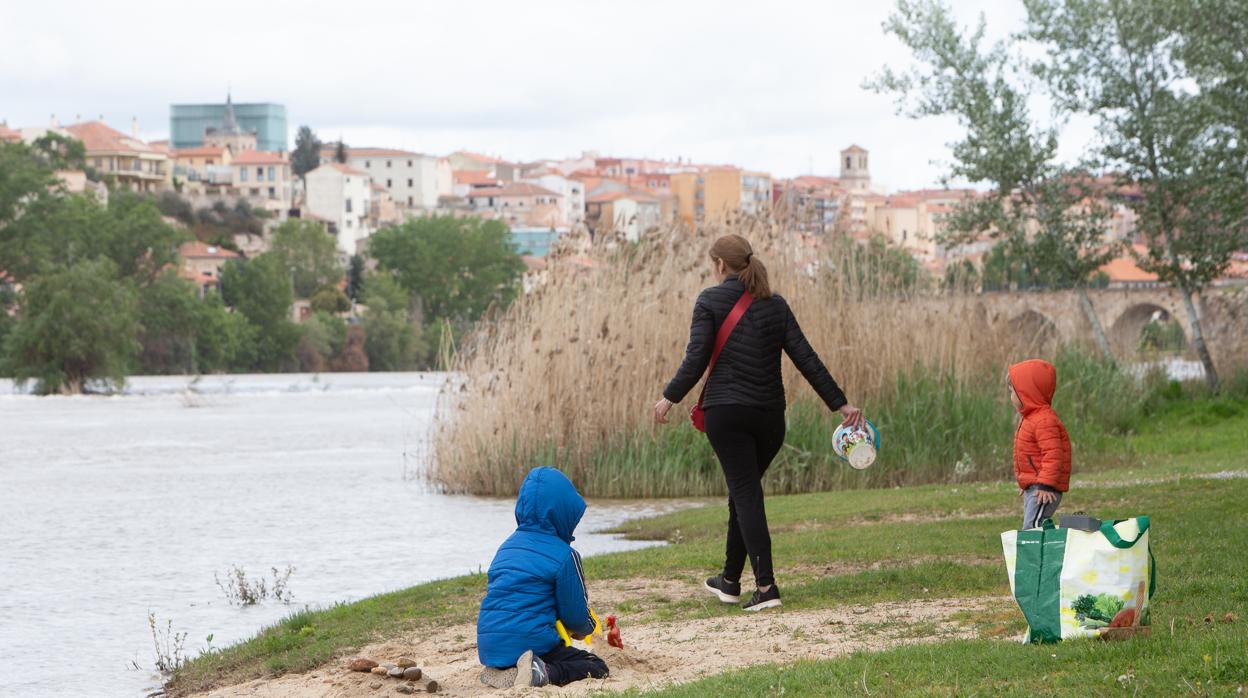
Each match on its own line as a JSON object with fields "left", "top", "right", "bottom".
{"left": 477, "top": 467, "right": 609, "bottom": 688}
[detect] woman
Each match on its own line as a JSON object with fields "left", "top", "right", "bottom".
{"left": 653, "top": 234, "right": 863, "bottom": 612}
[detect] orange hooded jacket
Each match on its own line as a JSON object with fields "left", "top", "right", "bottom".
{"left": 1009, "top": 359, "right": 1072, "bottom": 492}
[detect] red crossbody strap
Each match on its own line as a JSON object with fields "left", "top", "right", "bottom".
{"left": 696, "top": 291, "right": 754, "bottom": 405}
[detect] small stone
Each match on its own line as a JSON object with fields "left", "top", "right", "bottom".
{"left": 371, "top": 667, "right": 389, "bottom": 676}
{"left": 394, "top": 686, "right": 414, "bottom": 695}
{"left": 348, "top": 658, "right": 379, "bottom": 672}
{"left": 380, "top": 663, "right": 398, "bottom": 670}
{"left": 396, "top": 657, "right": 418, "bottom": 668}
{"left": 422, "top": 679, "right": 440, "bottom": 693}
{"left": 388, "top": 666, "right": 405, "bottom": 678}
{"left": 402, "top": 667, "right": 422, "bottom": 680}
{"left": 370, "top": 682, "right": 382, "bottom": 690}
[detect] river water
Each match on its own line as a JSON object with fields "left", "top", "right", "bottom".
{"left": 0, "top": 373, "right": 681, "bottom": 697}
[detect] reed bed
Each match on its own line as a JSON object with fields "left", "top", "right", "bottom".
{"left": 430, "top": 217, "right": 1144, "bottom": 497}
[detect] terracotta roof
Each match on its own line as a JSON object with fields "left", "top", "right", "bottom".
{"left": 173, "top": 146, "right": 226, "bottom": 158}
{"left": 587, "top": 189, "right": 658, "bottom": 204}
{"left": 0, "top": 125, "right": 23, "bottom": 142}
{"left": 453, "top": 170, "right": 498, "bottom": 186}
{"left": 842, "top": 144, "right": 868, "bottom": 153}
{"left": 321, "top": 146, "right": 427, "bottom": 158}
{"left": 467, "top": 183, "right": 560, "bottom": 198}
{"left": 452, "top": 150, "right": 507, "bottom": 164}
{"left": 63, "top": 121, "right": 161, "bottom": 156}
{"left": 179, "top": 241, "right": 240, "bottom": 260}
{"left": 315, "top": 162, "right": 368, "bottom": 177}
{"left": 232, "top": 150, "right": 287, "bottom": 165}
{"left": 1099, "top": 251, "right": 1158, "bottom": 283}
{"left": 522, "top": 255, "right": 547, "bottom": 273}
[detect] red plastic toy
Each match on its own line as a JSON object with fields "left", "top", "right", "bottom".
{"left": 605, "top": 615, "right": 623, "bottom": 649}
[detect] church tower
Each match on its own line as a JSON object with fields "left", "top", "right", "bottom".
{"left": 839, "top": 145, "right": 870, "bottom": 191}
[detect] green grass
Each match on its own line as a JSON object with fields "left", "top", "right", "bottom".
{"left": 168, "top": 395, "right": 1248, "bottom": 696}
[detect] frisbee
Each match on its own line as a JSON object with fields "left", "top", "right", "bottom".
{"left": 832, "top": 419, "right": 880, "bottom": 470}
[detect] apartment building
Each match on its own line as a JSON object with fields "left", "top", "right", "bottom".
{"left": 669, "top": 167, "right": 772, "bottom": 225}
{"left": 63, "top": 121, "right": 168, "bottom": 192}
{"left": 320, "top": 147, "right": 445, "bottom": 210}
{"left": 306, "top": 163, "right": 372, "bottom": 255}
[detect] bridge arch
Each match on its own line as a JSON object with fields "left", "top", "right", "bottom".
{"left": 1110, "top": 302, "right": 1188, "bottom": 354}
{"left": 1008, "top": 309, "right": 1060, "bottom": 354}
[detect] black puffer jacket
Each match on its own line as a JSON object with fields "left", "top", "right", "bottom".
{"left": 663, "top": 276, "right": 847, "bottom": 412}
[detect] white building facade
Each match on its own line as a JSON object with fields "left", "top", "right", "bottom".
{"left": 306, "top": 163, "right": 372, "bottom": 255}
{"left": 321, "top": 148, "right": 440, "bottom": 210}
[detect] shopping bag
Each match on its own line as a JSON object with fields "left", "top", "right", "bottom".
{"left": 1001, "top": 516, "right": 1156, "bottom": 643}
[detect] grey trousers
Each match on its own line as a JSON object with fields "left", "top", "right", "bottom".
{"left": 1022, "top": 485, "right": 1062, "bottom": 529}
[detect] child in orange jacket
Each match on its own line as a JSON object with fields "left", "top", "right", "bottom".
{"left": 1008, "top": 359, "right": 1072, "bottom": 529}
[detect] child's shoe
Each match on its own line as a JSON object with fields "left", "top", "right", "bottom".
{"left": 704, "top": 574, "right": 742, "bottom": 603}
{"left": 514, "top": 650, "right": 550, "bottom": 687}
{"left": 742, "top": 586, "right": 782, "bottom": 612}
{"left": 479, "top": 666, "right": 517, "bottom": 689}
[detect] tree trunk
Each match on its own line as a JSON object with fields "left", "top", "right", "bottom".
{"left": 1178, "top": 284, "right": 1219, "bottom": 391}
{"left": 1076, "top": 286, "right": 1114, "bottom": 362}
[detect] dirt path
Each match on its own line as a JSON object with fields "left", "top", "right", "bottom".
{"left": 191, "top": 581, "right": 1006, "bottom": 698}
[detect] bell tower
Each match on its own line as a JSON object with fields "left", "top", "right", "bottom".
{"left": 839, "top": 145, "right": 870, "bottom": 191}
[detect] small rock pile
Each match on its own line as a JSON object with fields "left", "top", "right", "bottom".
{"left": 347, "top": 656, "right": 439, "bottom": 693}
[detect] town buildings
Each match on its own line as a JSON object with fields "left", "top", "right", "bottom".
{"left": 669, "top": 167, "right": 772, "bottom": 225}
{"left": 63, "top": 121, "right": 168, "bottom": 193}
{"left": 465, "top": 183, "right": 564, "bottom": 227}
{"left": 170, "top": 96, "right": 287, "bottom": 152}
{"left": 231, "top": 150, "right": 293, "bottom": 213}
{"left": 319, "top": 147, "right": 447, "bottom": 210}
{"left": 177, "top": 241, "right": 239, "bottom": 297}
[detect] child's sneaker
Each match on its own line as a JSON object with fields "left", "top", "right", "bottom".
{"left": 741, "top": 586, "right": 782, "bottom": 612}
{"left": 514, "top": 650, "right": 550, "bottom": 687}
{"left": 478, "top": 666, "right": 516, "bottom": 689}
{"left": 704, "top": 574, "right": 742, "bottom": 603}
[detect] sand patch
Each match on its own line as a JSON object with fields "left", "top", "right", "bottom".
{"left": 189, "top": 592, "right": 1005, "bottom": 698}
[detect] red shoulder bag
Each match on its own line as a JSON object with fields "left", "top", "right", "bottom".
{"left": 690, "top": 291, "right": 754, "bottom": 432}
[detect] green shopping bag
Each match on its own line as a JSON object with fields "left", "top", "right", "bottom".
{"left": 1001, "top": 517, "right": 1156, "bottom": 643}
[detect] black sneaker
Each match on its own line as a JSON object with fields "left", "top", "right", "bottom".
{"left": 704, "top": 574, "right": 742, "bottom": 603}
{"left": 514, "top": 650, "right": 550, "bottom": 687}
{"left": 742, "top": 586, "right": 782, "bottom": 612}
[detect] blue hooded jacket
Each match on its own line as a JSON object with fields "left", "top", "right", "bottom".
{"left": 477, "top": 467, "right": 594, "bottom": 668}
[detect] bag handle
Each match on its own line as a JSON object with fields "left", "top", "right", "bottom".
{"left": 1099, "top": 516, "right": 1150, "bottom": 549}
{"left": 694, "top": 291, "right": 754, "bottom": 407}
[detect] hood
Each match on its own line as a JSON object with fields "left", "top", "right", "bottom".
{"left": 514, "top": 467, "right": 586, "bottom": 543}
{"left": 1008, "top": 359, "right": 1057, "bottom": 415}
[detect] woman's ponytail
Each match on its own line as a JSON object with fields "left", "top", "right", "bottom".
{"left": 710, "top": 234, "right": 772, "bottom": 299}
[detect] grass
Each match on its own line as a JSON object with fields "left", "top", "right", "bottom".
{"left": 169, "top": 395, "right": 1247, "bottom": 696}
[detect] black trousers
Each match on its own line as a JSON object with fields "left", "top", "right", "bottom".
{"left": 540, "top": 644, "right": 609, "bottom": 686}
{"left": 704, "top": 405, "right": 786, "bottom": 588}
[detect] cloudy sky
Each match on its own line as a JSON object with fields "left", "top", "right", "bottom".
{"left": 0, "top": 0, "right": 1093, "bottom": 191}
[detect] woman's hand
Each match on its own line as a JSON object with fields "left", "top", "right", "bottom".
{"left": 654, "top": 398, "right": 675, "bottom": 424}
{"left": 838, "top": 404, "right": 866, "bottom": 430}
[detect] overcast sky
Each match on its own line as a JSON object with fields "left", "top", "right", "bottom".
{"left": 0, "top": 0, "right": 1094, "bottom": 191}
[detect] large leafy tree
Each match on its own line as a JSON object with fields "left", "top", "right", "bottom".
{"left": 871, "top": 0, "right": 1120, "bottom": 358}
{"left": 360, "top": 273, "right": 422, "bottom": 371}
{"left": 266, "top": 219, "right": 344, "bottom": 298}
{"left": 220, "top": 254, "right": 300, "bottom": 371}
{"left": 368, "top": 216, "right": 525, "bottom": 324}
{"left": 290, "top": 126, "right": 323, "bottom": 193}
{"left": 1023, "top": 0, "right": 1248, "bottom": 389}
{"left": 1, "top": 259, "right": 139, "bottom": 394}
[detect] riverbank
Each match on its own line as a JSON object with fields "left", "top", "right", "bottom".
{"left": 170, "top": 396, "right": 1247, "bottom": 696}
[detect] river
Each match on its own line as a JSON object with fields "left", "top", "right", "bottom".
{"left": 0, "top": 373, "right": 682, "bottom": 697}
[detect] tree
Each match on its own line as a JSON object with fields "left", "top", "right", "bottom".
{"left": 310, "top": 285, "right": 352, "bottom": 314}
{"left": 266, "top": 219, "right": 344, "bottom": 298}
{"left": 345, "top": 253, "right": 366, "bottom": 301}
{"left": 334, "top": 140, "right": 348, "bottom": 164}
{"left": 195, "top": 293, "right": 256, "bottom": 373}
{"left": 1023, "top": 0, "right": 1248, "bottom": 389}
{"left": 361, "top": 273, "right": 422, "bottom": 371}
{"left": 871, "top": 0, "right": 1119, "bottom": 359}
{"left": 31, "top": 132, "right": 88, "bottom": 172}
{"left": 290, "top": 125, "right": 323, "bottom": 193}
{"left": 368, "top": 216, "right": 525, "bottom": 324}
{"left": 136, "top": 271, "right": 203, "bottom": 374}
{"left": 1, "top": 259, "right": 139, "bottom": 394}
{"left": 0, "top": 141, "right": 58, "bottom": 235}
{"left": 220, "top": 254, "right": 300, "bottom": 371}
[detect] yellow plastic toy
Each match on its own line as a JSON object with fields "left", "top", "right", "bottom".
{"left": 555, "top": 609, "right": 603, "bottom": 647}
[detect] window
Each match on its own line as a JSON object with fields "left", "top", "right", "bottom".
{"left": 346, "top": 219, "right": 353, "bottom": 228}
{"left": 256, "top": 167, "right": 263, "bottom": 179}
{"left": 408, "top": 196, "right": 413, "bottom": 205}
{"left": 387, "top": 179, "right": 392, "bottom": 188}
{"left": 407, "top": 178, "right": 413, "bottom": 187}
{"left": 407, "top": 160, "right": 412, "bottom": 167}
{"left": 240, "top": 167, "right": 247, "bottom": 181}
{"left": 365, "top": 161, "right": 370, "bottom": 168}
{"left": 345, "top": 198, "right": 353, "bottom": 213}
{"left": 250, "top": 188, "right": 259, "bottom": 196}
{"left": 94, "top": 158, "right": 102, "bottom": 168}
{"left": 268, "top": 166, "right": 275, "bottom": 181}
{"left": 386, "top": 160, "right": 391, "bottom": 168}
{"left": 268, "top": 187, "right": 276, "bottom": 198}
{"left": 846, "top": 156, "right": 852, "bottom": 169}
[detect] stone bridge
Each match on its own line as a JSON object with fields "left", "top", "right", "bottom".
{"left": 970, "top": 286, "right": 1245, "bottom": 356}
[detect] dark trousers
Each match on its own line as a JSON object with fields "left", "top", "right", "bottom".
{"left": 704, "top": 405, "right": 786, "bottom": 588}
{"left": 540, "top": 644, "right": 609, "bottom": 686}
